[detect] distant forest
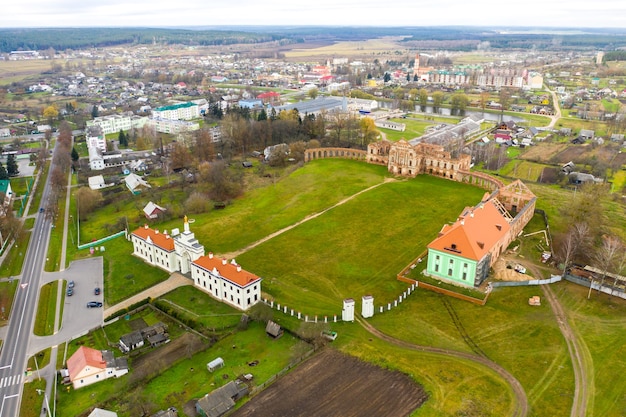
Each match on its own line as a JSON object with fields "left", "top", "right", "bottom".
{"left": 1, "top": 26, "right": 626, "bottom": 53}
{"left": 0, "top": 28, "right": 289, "bottom": 53}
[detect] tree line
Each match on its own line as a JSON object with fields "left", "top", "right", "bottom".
{"left": 0, "top": 28, "right": 290, "bottom": 53}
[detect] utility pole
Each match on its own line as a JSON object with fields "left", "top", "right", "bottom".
{"left": 36, "top": 389, "right": 52, "bottom": 417}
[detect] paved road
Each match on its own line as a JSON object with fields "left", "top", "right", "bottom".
{"left": 0, "top": 162, "right": 54, "bottom": 417}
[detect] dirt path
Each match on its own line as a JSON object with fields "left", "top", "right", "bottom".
{"left": 541, "top": 284, "right": 590, "bottom": 417}
{"left": 513, "top": 258, "right": 590, "bottom": 417}
{"left": 356, "top": 317, "right": 529, "bottom": 417}
{"left": 221, "top": 177, "right": 398, "bottom": 259}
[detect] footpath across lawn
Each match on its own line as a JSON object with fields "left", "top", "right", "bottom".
{"left": 238, "top": 175, "right": 485, "bottom": 316}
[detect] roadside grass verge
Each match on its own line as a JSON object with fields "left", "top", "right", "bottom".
{"left": 45, "top": 180, "right": 68, "bottom": 272}
{"left": 554, "top": 280, "right": 626, "bottom": 417}
{"left": 0, "top": 280, "right": 18, "bottom": 326}
{"left": 19, "top": 378, "right": 46, "bottom": 417}
{"left": 27, "top": 161, "right": 49, "bottom": 217}
{"left": 0, "top": 229, "right": 32, "bottom": 278}
{"left": 24, "top": 217, "right": 35, "bottom": 229}
{"left": 236, "top": 175, "right": 485, "bottom": 316}
{"left": 27, "top": 348, "right": 52, "bottom": 373}
{"left": 34, "top": 281, "right": 59, "bottom": 336}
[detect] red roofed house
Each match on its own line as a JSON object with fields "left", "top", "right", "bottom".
{"left": 66, "top": 346, "right": 128, "bottom": 389}
{"left": 257, "top": 91, "right": 280, "bottom": 105}
{"left": 191, "top": 253, "right": 262, "bottom": 311}
{"left": 426, "top": 180, "right": 536, "bottom": 287}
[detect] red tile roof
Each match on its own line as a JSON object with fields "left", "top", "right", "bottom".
{"left": 193, "top": 255, "right": 260, "bottom": 287}
{"left": 428, "top": 200, "right": 510, "bottom": 261}
{"left": 67, "top": 346, "right": 106, "bottom": 380}
{"left": 257, "top": 91, "right": 280, "bottom": 99}
{"left": 132, "top": 226, "right": 175, "bottom": 251}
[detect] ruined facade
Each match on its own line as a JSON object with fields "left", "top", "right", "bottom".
{"left": 367, "top": 140, "right": 471, "bottom": 180}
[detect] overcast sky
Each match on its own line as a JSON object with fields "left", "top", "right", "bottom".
{"left": 1, "top": 0, "right": 624, "bottom": 28}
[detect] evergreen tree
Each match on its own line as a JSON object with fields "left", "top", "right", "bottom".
{"left": 71, "top": 147, "right": 79, "bottom": 162}
{"left": 118, "top": 130, "right": 127, "bottom": 147}
{"left": 414, "top": 74, "right": 418, "bottom": 82}
{"left": 91, "top": 105, "right": 99, "bottom": 118}
{"left": 0, "top": 162, "right": 7, "bottom": 180}
{"left": 257, "top": 108, "right": 267, "bottom": 122}
{"left": 6, "top": 154, "right": 19, "bottom": 177}
{"left": 383, "top": 72, "right": 391, "bottom": 83}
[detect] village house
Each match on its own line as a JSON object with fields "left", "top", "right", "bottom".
{"left": 65, "top": 346, "right": 128, "bottom": 389}
{"left": 191, "top": 253, "right": 262, "bottom": 311}
{"left": 142, "top": 201, "right": 167, "bottom": 219}
{"left": 195, "top": 380, "right": 249, "bottom": 417}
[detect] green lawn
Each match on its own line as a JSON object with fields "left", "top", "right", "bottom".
{"left": 237, "top": 175, "right": 485, "bottom": 316}
{"left": 156, "top": 286, "right": 243, "bottom": 332}
{"left": 610, "top": 169, "right": 626, "bottom": 193}
{"left": 92, "top": 238, "right": 170, "bottom": 306}
{"left": 140, "top": 159, "right": 391, "bottom": 255}
{"left": 366, "top": 284, "right": 572, "bottom": 417}
{"left": 379, "top": 118, "right": 437, "bottom": 142}
{"left": 499, "top": 160, "right": 549, "bottom": 182}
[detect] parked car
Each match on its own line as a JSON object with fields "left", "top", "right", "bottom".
{"left": 94, "top": 287, "right": 101, "bottom": 295}
{"left": 68, "top": 280, "right": 75, "bottom": 288}
{"left": 86, "top": 301, "right": 103, "bottom": 308}
{"left": 66, "top": 288, "right": 73, "bottom": 296}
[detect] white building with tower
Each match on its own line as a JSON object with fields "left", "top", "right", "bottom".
{"left": 130, "top": 216, "right": 205, "bottom": 274}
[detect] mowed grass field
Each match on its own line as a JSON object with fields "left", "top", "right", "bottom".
{"left": 553, "top": 281, "right": 626, "bottom": 417}
{"left": 236, "top": 172, "right": 485, "bottom": 316}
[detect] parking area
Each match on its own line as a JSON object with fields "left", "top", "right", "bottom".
{"left": 29, "top": 257, "right": 105, "bottom": 355}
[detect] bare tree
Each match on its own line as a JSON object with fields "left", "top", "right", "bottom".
{"left": 74, "top": 187, "right": 104, "bottom": 220}
{"left": 589, "top": 235, "right": 623, "bottom": 298}
{"left": 558, "top": 222, "right": 590, "bottom": 275}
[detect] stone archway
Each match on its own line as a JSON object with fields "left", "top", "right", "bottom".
{"left": 179, "top": 251, "right": 192, "bottom": 274}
